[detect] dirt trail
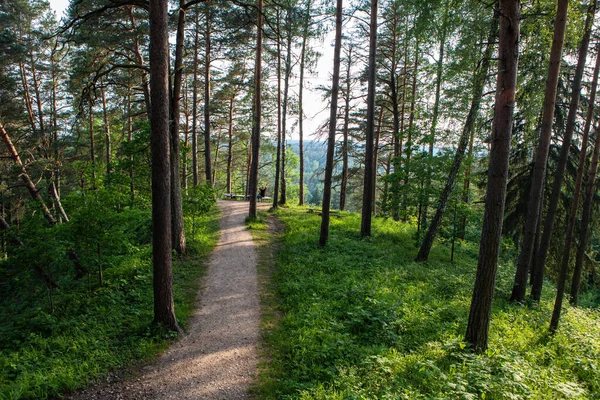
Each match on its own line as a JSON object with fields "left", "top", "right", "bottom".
{"left": 68, "top": 200, "right": 268, "bottom": 399}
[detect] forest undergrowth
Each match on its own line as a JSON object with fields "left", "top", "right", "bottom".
{"left": 256, "top": 206, "right": 600, "bottom": 399}
{"left": 0, "top": 187, "right": 219, "bottom": 400}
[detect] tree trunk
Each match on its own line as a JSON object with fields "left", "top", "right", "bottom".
{"left": 510, "top": 0, "right": 569, "bottom": 302}
{"left": 416, "top": 18, "right": 496, "bottom": 263}
{"left": 319, "top": 0, "right": 343, "bottom": 246}
{"left": 248, "top": 0, "right": 263, "bottom": 220}
{"left": 571, "top": 119, "right": 600, "bottom": 305}
{"left": 340, "top": 46, "right": 352, "bottom": 211}
{"left": 360, "top": 0, "right": 378, "bottom": 238}
{"left": 402, "top": 39, "right": 419, "bottom": 222}
{"left": 101, "top": 82, "right": 111, "bottom": 177}
{"left": 465, "top": 0, "right": 520, "bottom": 352}
{"left": 128, "top": 7, "right": 151, "bottom": 120}
{"left": 149, "top": 0, "right": 181, "bottom": 333}
{"left": 280, "top": 8, "right": 293, "bottom": 206}
{"left": 192, "top": 9, "right": 200, "bottom": 187}
{"left": 204, "top": 5, "right": 213, "bottom": 187}
{"left": 298, "top": 0, "right": 312, "bottom": 206}
{"left": 550, "top": 46, "right": 600, "bottom": 329}
{"left": 226, "top": 96, "right": 234, "bottom": 194}
{"left": 0, "top": 122, "right": 57, "bottom": 226}
{"left": 273, "top": 11, "right": 282, "bottom": 209}
{"left": 170, "top": 0, "right": 187, "bottom": 255}
{"left": 372, "top": 106, "right": 384, "bottom": 214}
{"left": 89, "top": 103, "right": 96, "bottom": 182}
{"left": 422, "top": 8, "right": 448, "bottom": 232}
{"left": 531, "top": 1, "right": 595, "bottom": 301}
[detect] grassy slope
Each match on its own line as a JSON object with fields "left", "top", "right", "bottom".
{"left": 0, "top": 210, "right": 220, "bottom": 400}
{"left": 258, "top": 207, "right": 600, "bottom": 399}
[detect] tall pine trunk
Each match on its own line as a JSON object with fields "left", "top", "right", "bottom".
{"left": 204, "top": 4, "right": 213, "bottom": 187}
{"left": 340, "top": 45, "right": 352, "bottom": 211}
{"left": 416, "top": 18, "right": 496, "bottom": 263}
{"left": 465, "top": 0, "right": 520, "bottom": 352}
{"left": 550, "top": 46, "right": 600, "bottom": 327}
{"left": 319, "top": 0, "right": 343, "bottom": 246}
{"left": 360, "top": 0, "right": 378, "bottom": 238}
{"left": 510, "top": 0, "right": 569, "bottom": 302}
{"left": 273, "top": 11, "right": 282, "bottom": 209}
{"left": 531, "top": 1, "right": 595, "bottom": 301}
{"left": 571, "top": 119, "right": 600, "bottom": 304}
{"left": 248, "top": 0, "right": 263, "bottom": 219}
{"left": 280, "top": 8, "right": 293, "bottom": 206}
{"left": 169, "top": 0, "right": 187, "bottom": 255}
{"left": 192, "top": 10, "right": 200, "bottom": 187}
{"left": 298, "top": 0, "right": 312, "bottom": 206}
{"left": 149, "top": 0, "right": 180, "bottom": 332}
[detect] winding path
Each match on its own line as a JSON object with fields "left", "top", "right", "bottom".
{"left": 69, "top": 200, "right": 267, "bottom": 399}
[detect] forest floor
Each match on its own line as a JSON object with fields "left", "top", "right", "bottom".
{"left": 66, "top": 200, "right": 269, "bottom": 399}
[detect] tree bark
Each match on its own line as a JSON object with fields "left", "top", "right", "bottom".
{"left": 298, "top": 0, "right": 312, "bottom": 206}
{"left": 571, "top": 119, "right": 600, "bottom": 305}
{"left": 465, "top": 0, "right": 520, "bottom": 352}
{"left": 248, "top": 0, "right": 263, "bottom": 220}
{"left": 149, "top": 0, "right": 181, "bottom": 333}
{"left": 280, "top": 8, "right": 293, "bottom": 206}
{"left": 549, "top": 46, "right": 600, "bottom": 327}
{"left": 192, "top": 9, "right": 200, "bottom": 187}
{"left": 273, "top": 10, "right": 282, "bottom": 209}
{"left": 101, "top": 82, "right": 111, "bottom": 177}
{"left": 226, "top": 96, "right": 234, "bottom": 194}
{"left": 416, "top": 17, "right": 496, "bottom": 263}
{"left": 170, "top": 0, "right": 187, "bottom": 255}
{"left": 340, "top": 45, "right": 352, "bottom": 211}
{"left": 360, "top": 0, "right": 378, "bottom": 238}
{"left": 319, "top": 0, "right": 343, "bottom": 246}
{"left": 204, "top": 5, "right": 213, "bottom": 187}
{"left": 510, "top": 0, "right": 569, "bottom": 302}
{"left": 0, "top": 122, "right": 57, "bottom": 226}
{"left": 531, "top": 1, "right": 596, "bottom": 301}
{"left": 422, "top": 7, "right": 448, "bottom": 232}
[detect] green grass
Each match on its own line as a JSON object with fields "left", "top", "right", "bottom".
{"left": 257, "top": 206, "right": 600, "bottom": 399}
{"left": 0, "top": 207, "right": 220, "bottom": 400}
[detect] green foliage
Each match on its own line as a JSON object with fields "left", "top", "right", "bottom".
{"left": 0, "top": 187, "right": 219, "bottom": 400}
{"left": 257, "top": 207, "right": 600, "bottom": 399}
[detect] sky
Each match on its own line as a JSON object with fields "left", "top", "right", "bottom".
{"left": 48, "top": 0, "right": 69, "bottom": 17}
{"left": 46, "top": 0, "right": 333, "bottom": 141}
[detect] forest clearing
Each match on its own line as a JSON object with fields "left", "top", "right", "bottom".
{"left": 1, "top": 0, "right": 600, "bottom": 398}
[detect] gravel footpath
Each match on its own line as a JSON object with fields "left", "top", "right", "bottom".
{"left": 67, "top": 200, "right": 267, "bottom": 399}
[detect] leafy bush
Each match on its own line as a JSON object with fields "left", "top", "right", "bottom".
{"left": 0, "top": 186, "right": 219, "bottom": 399}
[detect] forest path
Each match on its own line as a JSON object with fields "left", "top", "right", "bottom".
{"left": 69, "top": 200, "right": 268, "bottom": 399}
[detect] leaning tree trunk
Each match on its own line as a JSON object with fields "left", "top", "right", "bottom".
{"left": 360, "top": 0, "right": 378, "bottom": 238}
{"left": 510, "top": 0, "right": 569, "bottom": 302}
{"left": 0, "top": 122, "right": 57, "bottom": 226}
{"left": 248, "top": 0, "right": 263, "bottom": 220}
{"left": 465, "top": 0, "right": 520, "bottom": 353}
{"left": 415, "top": 18, "right": 496, "bottom": 263}
{"left": 551, "top": 31, "right": 600, "bottom": 331}
{"left": 571, "top": 119, "right": 600, "bottom": 305}
{"left": 319, "top": 0, "right": 343, "bottom": 247}
{"left": 531, "top": 0, "right": 596, "bottom": 301}
{"left": 149, "top": 0, "right": 180, "bottom": 333}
